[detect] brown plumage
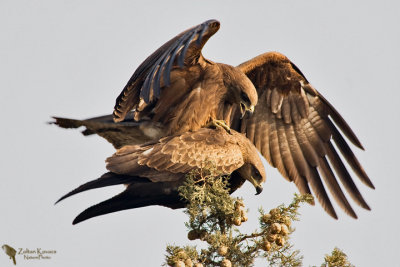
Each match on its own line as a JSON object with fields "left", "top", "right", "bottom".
{"left": 57, "top": 127, "right": 266, "bottom": 224}
{"left": 53, "top": 20, "right": 374, "bottom": 219}
{"left": 236, "top": 51, "right": 374, "bottom": 219}
{"left": 52, "top": 20, "right": 257, "bottom": 147}
{"left": 113, "top": 19, "right": 257, "bottom": 135}
{"left": 51, "top": 112, "right": 164, "bottom": 148}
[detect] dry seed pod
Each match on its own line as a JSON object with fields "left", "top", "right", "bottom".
{"left": 282, "top": 216, "right": 292, "bottom": 227}
{"left": 177, "top": 250, "right": 187, "bottom": 259}
{"left": 232, "top": 216, "right": 242, "bottom": 226}
{"left": 185, "top": 258, "right": 193, "bottom": 267}
{"left": 269, "top": 208, "right": 280, "bottom": 218}
{"left": 240, "top": 210, "right": 248, "bottom": 222}
{"left": 270, "top": 223, "right": 282, "bottom": 234}
{"left": 174, "top": 260, "right": 185, "bottom": 267}
{"left": 280, "top": 224, "right": 289, "bottom": 236}
{"left": 220, "top": 259, "right": 232, "bottom": 267}
{"left": 275, "top": 236, "right": 285, "bottom": 246}
{"left": 262, "top": 240, "right": 271, "bottom": 251}
{"left": 266, "top": 233, "right": 278, "bottom": 242}
{"left": 261, "top": 213, "right": 271, "bottom": 223}
{"left": 235, "top": 200, "right": 244, "bottom": 209}
{"left": 217, "top": 245, "right": 228, "bottom": 256}
{"left": 188, "top": 230, "right": 200, "bottom": 240}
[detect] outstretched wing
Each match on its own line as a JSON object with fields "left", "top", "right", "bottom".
{"left": 106, "top": 127, "right": 245, "bottom": 180}
{"left": 113, "top": 19, "right": 220, "bottom": 122}
{"left": 237, "top": 52, "right": 374, "bottom": 219}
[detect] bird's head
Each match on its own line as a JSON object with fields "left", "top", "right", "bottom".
{"left": 235, "top": 132, "right": 266, "bottom": 194}
{"left": 221, "top": 64, "right": 258, "bottom": 118}
{"left": 237, "top": 162, "right": 265, "bottom": 195}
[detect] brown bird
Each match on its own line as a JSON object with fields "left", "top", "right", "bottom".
{"left": 56, "top": 127, "right": 266, "bottom": 224}
{"left": 53, "top": 19, "right": 258, "bottom": 147}
{"left": 53, "top": 19, "right": 374, "bottom": 219}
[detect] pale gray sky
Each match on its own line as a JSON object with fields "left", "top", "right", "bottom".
{"left": 1, "top": 0, "right": 399, "bottom": 266}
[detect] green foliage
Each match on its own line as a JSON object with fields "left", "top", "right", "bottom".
{"left": 164, "top": 169, "right": 354, "bottom": 267}
{"left": 320, "top": 247, "right": 355, "bottom": 267}
{"left": 179, "top": 166, "right": 236, "bottom": 235}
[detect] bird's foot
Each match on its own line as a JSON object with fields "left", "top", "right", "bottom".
{"left": 207, "top": 120, "right": 231, "bottom": 133}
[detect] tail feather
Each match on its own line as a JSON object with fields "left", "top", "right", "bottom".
{"left": 50, "top": 112, "right": 165, "bottom": 148}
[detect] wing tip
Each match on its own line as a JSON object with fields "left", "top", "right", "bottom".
{"left": 363, "top": 202, "right": 372, "bottom": 211}
{"left": 71, "top": 200, "right": 116, "bottom": 225}
{"left": 54, "top": 195, "right": 68, "bottom": 205}
{"left": 363, "top": 178, "right": 375, "bottom": 190}
{"left": 328, "top": 208, "right": 339, "bottom": 220}
{"left": 72, "top": 213, "right": 89, "bottom": 225}
{"left": 346, "top": 208, "right": 358, "bottom": 219}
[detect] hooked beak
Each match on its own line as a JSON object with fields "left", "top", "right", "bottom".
{"left": 240, "top": 102, "right": 255, "bottom": 119}
{"left": 248, "top": 176, "right": 263, "bottom": 195}
{"left": 256, "top": 186, "right": 263, "bottom": 195}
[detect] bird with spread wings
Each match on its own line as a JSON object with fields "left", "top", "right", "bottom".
{"left": 54, "top": 19, "right": 374, "bottom": 221}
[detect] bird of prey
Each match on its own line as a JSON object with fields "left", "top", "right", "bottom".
{"left": 2, "top": 244, "right": 17, "bottom": 265}
{"left": 53, "top": 19, "right": 374, "bottom": 219}
{"left": 113, "top": 19, "right": 258, "bottom": 136}
{"left": 53, "top": 19, "right": 258, "bottom": 147}
{"left": 56, "top": 127, "right": 266, "bottom": 224}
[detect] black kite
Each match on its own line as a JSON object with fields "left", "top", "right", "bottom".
{"left": 53, "top": 20, "right": 374, "bottom": 219}
{"left": 57, "top": 127, "right": 266, "bottom": 224}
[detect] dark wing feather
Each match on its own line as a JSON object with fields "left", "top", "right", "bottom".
{"left": 72, "top": 180, "right": 183, "bottom": 224}
{"left": 237, "top": 52, "right": 373, "bottom": 218}
{"left": 113, "top": 19, "right": 220, "bottom": 122}
{"left": 55, "top": 172, "right": 148, "bottom": 204}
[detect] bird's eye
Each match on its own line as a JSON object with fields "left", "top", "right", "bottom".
{"left": 241, "top": 92, "right": 250, "bottom": 104}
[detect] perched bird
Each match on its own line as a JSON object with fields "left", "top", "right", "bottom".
{"left": 2, "top": 244, "right": 16, "bottom": 265}
{"left": 56, "top": 127, "right": 266, "bottom": 224}
{"left": 53, "top": 19, "right": 374, "bottom": 219}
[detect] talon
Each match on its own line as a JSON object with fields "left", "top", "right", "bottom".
{"left": 207, "top": 120, "right": 231, "bottom": 133}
